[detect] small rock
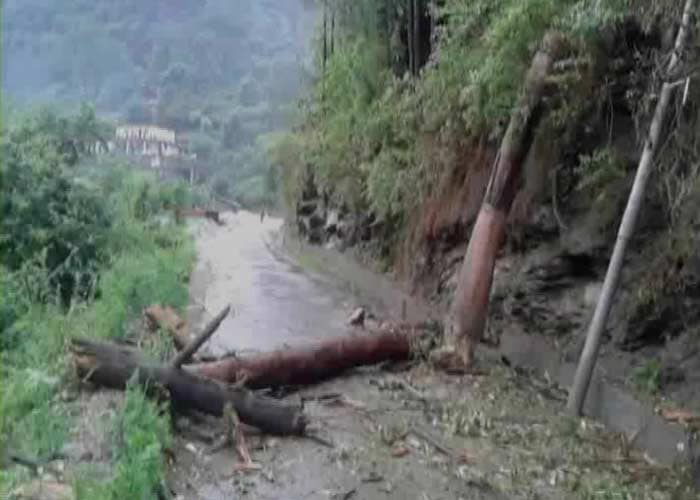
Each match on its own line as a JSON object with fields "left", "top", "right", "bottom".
{"left": 348, "top": 308, "right": 365, "bottom": 327}
{"left": 185, "top": 443, "right": 198, "bottom": 455}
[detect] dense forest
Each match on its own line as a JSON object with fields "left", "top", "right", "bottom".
{"left": 2, "top": 0, "right": 316, "bottom": 206}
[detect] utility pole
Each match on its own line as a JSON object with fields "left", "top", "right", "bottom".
{"left": 567, "top": 0, "right": 695, "bottom": 415}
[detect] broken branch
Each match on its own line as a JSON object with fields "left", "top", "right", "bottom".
{"left": 171, "top": 305, "right": 230, "bottom": 368}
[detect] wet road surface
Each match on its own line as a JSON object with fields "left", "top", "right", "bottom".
{"left": 176, "top": 211, "right": 501, "bottom": 500}
{"left": 188, "top": 211, "right": 354, "bottom": 355}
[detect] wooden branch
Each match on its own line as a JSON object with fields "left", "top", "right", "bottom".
{"left": 71, "top": 338, "right": 306, "bottom": 436}
{"left": 171, "top": 305, "right": 230, "bottom": 368}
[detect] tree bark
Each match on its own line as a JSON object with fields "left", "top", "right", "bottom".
{"left": 567, "top": 0, "right": 695, "bottom": 415}
{"left": 145, "top": 305, "right": 191, "bottom": 351}
{"left": 70, "top": 338, "right": 306, "bottom": 436}
{"left": 407, "top": 0, "right": 415, "bottom": 76}
{"left": 413, "top": 0, "right": 421, "bottom": 75}
{"left": 451, "top": 32, "right": 565, "bottom": 367}
{"left": 330, "top": 9, "right": 335, "bottom": 56}
{"left": 191, "top": 325, "right": 435, "bottom": 388}
{"left": 322, "top": 0, "right": 328, "bottom": 74}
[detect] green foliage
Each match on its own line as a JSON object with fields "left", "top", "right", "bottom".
{"left": 0, "top": 107, "right": 195, "bottom": 496}
{"left": 89, "top": 383, "right": 171, "bottom": 499}
{"left": 631, "top": 359, "right": 661, "bottom": 395}
{"left": 576, "top": 147, "right": 626, "bottom": 192}
{"left": 0, "top": 106, "right": 112, "bottom": 306}
{"left": 72, "top": 384, "right": 172, "bottom": 500}
{"left": 281, "top": 0, "right": 636, "bottom": 244}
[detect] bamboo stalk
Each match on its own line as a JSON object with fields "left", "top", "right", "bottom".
{"left": 567, "top": 0, "right": 695, "bottom": 415}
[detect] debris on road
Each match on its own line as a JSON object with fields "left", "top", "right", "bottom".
{"left": 659, "top": 407, "right": 700, "bottom": 425}
{"left": 144, "top": 304, "right": 191, "bottom": 351}
{"left": 191, "top": 322, "right": 440, "bottom": 388}
{"left": 175, "top": 208, "right": 225, "bottom": 226}
{"left": 348, "top": 307, "right": 366, "bottom": 327}
{"left": 70, "top": 337, "right": 306, "bottom": 436}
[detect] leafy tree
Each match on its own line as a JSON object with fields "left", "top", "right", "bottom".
{"left": 0, "top": 107, "right": 112, "bottom": 305}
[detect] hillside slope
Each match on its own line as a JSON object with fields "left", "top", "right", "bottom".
{"left": 280, "top": 0, "right": 700, "bottom": 409}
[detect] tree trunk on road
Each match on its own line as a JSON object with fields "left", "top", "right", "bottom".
{"left": 191, "top": 325, "right": 436, "bottom": 388}
{"left": 70, "top": 338, "right": 306, "bottom": 436}
{"left": 451, "top": 32, "right": 565, "bottom": 368}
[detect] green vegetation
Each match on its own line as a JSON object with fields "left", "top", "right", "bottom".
{"left": 73, "top": 383, "right": 173, "bottom": 499}
{"left": 3, "top": 0, "right": 316, "bottom": 207}
{"left": 0, "top": 107, "right": 194, "bottom": 497}
{"left": 631, "top": 359, "right": 661, "bottom": 395}
{"left": 276, "top": 0, "right": 658, "bottom": 246}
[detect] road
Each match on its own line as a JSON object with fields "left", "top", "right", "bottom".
{"left": 174, "top": 211, "right": 500, "bottom": 500}
{"left": 187, "top": 211, "right": 354, "bottom": 355}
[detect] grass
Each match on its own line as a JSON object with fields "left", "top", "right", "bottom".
{"left": 631, "top": 359, "right": 662, "bottom": 396}
{"left": 436, "top": 365, "right": 693, "bottom": 499}
{"left": 0, "top": 190, "right": 194, "bottom": 497}
{"left": 73, "top": 382, "right": 173, "bottom": 499}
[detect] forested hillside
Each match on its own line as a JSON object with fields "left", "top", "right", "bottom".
{"left": 282, "top": 0, "right": 700, "bottom": 404}
{"left": 2, "top": 0, "right": 316, "bottom": 206}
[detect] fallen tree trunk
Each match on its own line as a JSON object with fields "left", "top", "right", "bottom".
{"left": 172, "top": 305, "right": 230, "bottom": 368}
{"left": 450, "top": 32, "right": 565, "bottom": 368}
{"left": 144, "top": 305, "right": 191, "bottom": 351}
{"left": 175, "top": 208, "right": 224, "bottom": 225}
{"left": 70, "top": 338, "right": 306, "bottom": 436}
{"left": 191, "top": 324, "right": 437, "bottom": 388}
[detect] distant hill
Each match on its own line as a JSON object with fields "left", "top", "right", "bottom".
{"left": 2, "top": 0, "right": 317, "bottom": 206}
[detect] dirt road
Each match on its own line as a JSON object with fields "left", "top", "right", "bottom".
{"left": 174, "top": 211, "right": 501, "bottom": 499}
{"left": 169, "top": 211, "right": 684, "bottom": 500}
{"left": 187, "top": 211, "right": 353, "bottom": 355}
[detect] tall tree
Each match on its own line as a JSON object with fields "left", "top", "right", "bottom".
{"left": 448, "top": 33, "right": 564, "bottom": 369}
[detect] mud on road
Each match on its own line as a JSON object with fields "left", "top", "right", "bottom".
{"left": 170, "top": 211, "right": 688, "bottom": 499}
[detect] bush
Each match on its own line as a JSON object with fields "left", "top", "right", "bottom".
{"left": 72, "top": 384, "right": 172, "bottom": 500}
{"left": 0, "top": 107, "right": 196, "bottom": 497}
{"left": 280, "top": 0, "right": 637, "bottom": 242}
{"left": 0, "top": 108, "right": 112, "bottom": 304}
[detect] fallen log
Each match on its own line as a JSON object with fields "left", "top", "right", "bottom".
{"left": 70, "top": 338, "right": 306, "bottom": 436}
{"left": 144, "top": 305, "right": 191, "bottom": 351}
{"left": 191, "top": 324, "right": 439, "bottom": 388}
{"left": 175, "top": 208, "right": 224, "bottom": 225}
